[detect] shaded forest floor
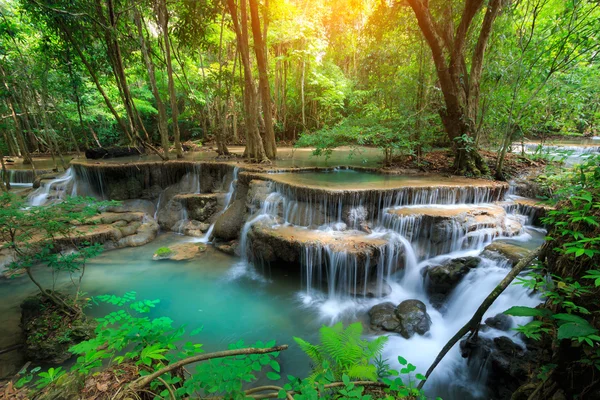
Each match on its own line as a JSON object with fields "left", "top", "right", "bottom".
{"left": 385, "top": 149, "right": 546, "bottom": 179}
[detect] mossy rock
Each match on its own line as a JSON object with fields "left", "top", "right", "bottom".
{"left": 152, "top": 243, "right": 207, "bottom": 261}
{"left": 20, "top": 295, "right": 94, "bottom": 364}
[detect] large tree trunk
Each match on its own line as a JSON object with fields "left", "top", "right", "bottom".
{"left": 134, "top": 7, "right": 170, "bottom": 160}
{"left": 226, "top": 0, "right": 268, "bottom": 162}
{"left": 249, "top": 0, "right": 276, "bottom": 159}
{"left": 215, "top": 11, "right": 231, "bottom": 156}
{"left": 59, "top": 21, "right": 133, "bottom": 143}
{"left": 0, "top": 67, "right": 36, "bottom": 175}
{"left": 158, "top": 0, "right": 184, "bottom": 159}
{"left": 406, "top": 0, "right": 501, "bottom": 176}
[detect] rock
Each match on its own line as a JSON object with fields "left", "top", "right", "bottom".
{"left": 247, "top": 180, "right": 273, "bottom": 210}
{"left": 93, "top": 212, "right": 144, "bottom": 225}
{"left": 105, "top": 199, "right": 155, "bottom": 217}
{"left": 115, "top": 220, "right": 158, "bottom": 248}
{"left": 85, "top": 146, "right": 144, "bottom": 159}
{"left": 482, "top": 241, "right": 530, "bottom": 265}
{"left": 424, "top": 257, "right": 480, "bottom": 308}
{"left": 395, "top": 299, "right": 432, "bottom": 339}
{"left": 460, "top": 335, "right": 541, "bottom": 400}
{"left": 214, "top": 240, "right": 238, "bottom": 256}
{"left": 349, "top": 281, "right": 392, "bottom": 298}
{"left": 213, "top": 199, "right": 246, "bottom": 241}
{"left": 485, "top": 313, "right": 513, "bottom": 331}
{"left": 175, "top": 193, "right": 224, "bottom": 222}
{"left": 368, "top": 299, "right": 432, "bottom": 339}
{"left": 181, "top": 220, "right": 211, "bottom": 237}
{"left": 369, "top": 302, "right": 401, "bottom": 332}
{"left": 21, "top": 295, "right": 94, "bottom": 364}
{"left": 141, "top": 184, "right": 163, "bottom": 200}
{"left": 152, "top": 243, "right": 207, "bottom": 261}
{"left": 157, "top": 199, "right": 185, "bottom": 230}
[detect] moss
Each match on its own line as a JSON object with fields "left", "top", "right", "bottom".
{"left": 155, "top": 247, "right": 173, "bottom": 257}
{"left": 21, "top": 294, "right": 94, "bottom": 364}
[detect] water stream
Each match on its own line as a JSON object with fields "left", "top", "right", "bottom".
{"left": 0, "top": 158, "right": 560, "bottom": 399}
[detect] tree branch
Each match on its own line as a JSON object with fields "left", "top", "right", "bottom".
{"left": 417, "top": 246, "right": 542, "bottom": 390}
{"left": 129, "top": 345, "right": 288, "bottom": 391}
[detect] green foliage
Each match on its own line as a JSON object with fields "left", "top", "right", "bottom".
{"left": 0, "top": 193, "right": 115, "bottom": 313}
{"left": 155, "top": 247, "right": 173, "bottom": 257}
{"left": 294, "top": 322, "right": 387, "bottom": 382}
{"left": 509, "top": 153, "right": 600, "bottom": 375}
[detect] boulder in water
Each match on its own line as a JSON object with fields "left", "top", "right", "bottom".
{"left": 395, "top": 299, "right": 432, "bottom": 339}
{"left": 485, "top": 313, "right": 513, "bottom": 331}
{"left": 152, "top": 243, "right": 207, "bottom": 261}
{"left": 85, "top": 146, "right": 144, "bottom": 159}
{"left": 214, "top": 240, "right": 238, "bottom": 256}
{"left": 369, "top": 302, "right": 400, "bottom": 332}
{"left": 368, "top": 299, "right": 432, "bottom": 339}
{"left": 460, "top": 335, "right": 544, "bottom": 400}
{"left": 213, "top": 199, "right": 246, "bottom": 241}
{"left": 181, "top": 220, "right": 211, "bottom": 237}
{"left": 482, "top": 241, "right": 529, "bottom": 266}
{"left": 424, "top": 257, "right": 480, "bottom": 308}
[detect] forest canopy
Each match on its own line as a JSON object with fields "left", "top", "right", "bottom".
{"left": 0, "top": 0, "right": 598, "bottom": 174}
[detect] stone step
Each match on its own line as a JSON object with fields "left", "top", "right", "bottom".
{"left": 247, "top": 219, "right": 402, "bottom": 267}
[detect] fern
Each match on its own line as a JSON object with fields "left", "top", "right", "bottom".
{"left": 295, "top": 322, "right": 388, "bottom": 382}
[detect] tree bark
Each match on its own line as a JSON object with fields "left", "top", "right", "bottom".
{"left": 406, "top": 0, "right": 502, "bottom": 176}
{"left": 249, "top": 0, "right": 276, "bottom": 159}
{"left": 58, "top": 21, "right": 133, "bottom": 142}
{"left": 226, "top": 0, "right": 268, "bottom": 162}
{"left": 157, "top": 0, "right": 184, "bottom": 159}
{"left": 215, "top": 10, "right": 231, "bottom": 156}
{"left": 134, "top": 7, "right": 170, "bottom": 160}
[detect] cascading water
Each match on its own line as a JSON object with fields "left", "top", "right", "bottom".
{"left": 28, "top": 169, "right": 77, "bottom": 206}
{"left": 197, "top": 167, "right": 240, "bottom": 243}
{"left": 236, "top": 170, "right": 544, "bottom": 399}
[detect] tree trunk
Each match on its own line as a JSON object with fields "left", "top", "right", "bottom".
{"left": 134, "top": 7, "right": 170, "bottom": 159}
{"left": 406, "top": 0, "right": 502, "bottom": 176}
{"left": 59, "top": 21, "right": 133, "bottom": 142}
{"left": 0, "top": 146, "right": 10, "bottom": 191}
{"left": 0, "top": 68, "right": 36, "bottom": 175}
{"left": 249, "top": 0, "right": 276, "bottom": 159}
{"left": 158, "top": 0, "right": 183, "bottom": 159}
{"left": 215, "top": 10, "right": 230, "bottom": 156}
{"left": 226, "top": 0, "right": 268, "bottom": 162}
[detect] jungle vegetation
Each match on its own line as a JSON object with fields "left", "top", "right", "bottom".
{"left": 0, "top": 0, "right": 597, "bottom": 176}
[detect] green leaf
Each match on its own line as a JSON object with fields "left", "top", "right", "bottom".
{"left": 267, "top": 372, "right": 281, "bottom": 381}
{"left": 557, "top": 322, "right": 597, "bottom": 340}
{"left": 503, "top": 306, "right": 547, "bottom": 317}
{"left": 270, "top": 360, "right": 281, "bottom": 373}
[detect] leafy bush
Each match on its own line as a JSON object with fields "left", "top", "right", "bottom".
{"left": 0, "top": 194, "right": 114, "bottom": 315}
{"left": 507, "top": 154, "right": 600, "bottom": 390}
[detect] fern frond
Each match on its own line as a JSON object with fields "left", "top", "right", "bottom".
{"left": 346, "top": 364, "right": 378, "bottom": 382}
{"left": 294, "top": 337, "right": 324, "bottom": 367}
{"left": 365, "top": 335, "right": 388, "bottom": 359}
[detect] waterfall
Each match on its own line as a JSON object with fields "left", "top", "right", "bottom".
{"left": 28, "top": 169, "right": 76, "bottom": 206}
{"left": 196, "top": 167, "right": 240, "bottom": 243}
